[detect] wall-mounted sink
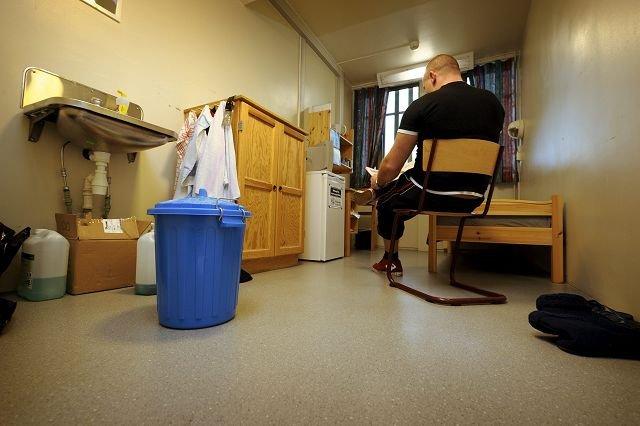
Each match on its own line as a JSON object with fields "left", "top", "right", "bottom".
{"left": 21, "top": 67, "right": 177, "bottom": 152}
{"left": 21, "top": 67, "right": 178, "bottom": 198}
{"left": 23, "top": 97, "right": 176, "bottom": 153}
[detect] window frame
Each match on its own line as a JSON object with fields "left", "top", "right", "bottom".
{"left": 383, "top": 82, "right": 421, "bottom": 159}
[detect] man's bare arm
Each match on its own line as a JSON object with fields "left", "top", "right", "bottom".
{"left": 375, "top": 132, "right": 418, "bottom": 187}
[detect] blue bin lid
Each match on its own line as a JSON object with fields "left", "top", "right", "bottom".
{"left": 148, "top": 189, "right": 251, "bottom": 217}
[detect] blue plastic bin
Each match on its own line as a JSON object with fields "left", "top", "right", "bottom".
{"left": 148, "top": 189, "right": 250, "bottom": 329}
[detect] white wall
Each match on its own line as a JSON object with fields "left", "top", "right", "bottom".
{"left": 0, "top": 0, "right": 340, "bottom": 291}
{"left": 341, "top": 77, "right": 354, "bottom": 130}
{"left": 520, "top": 0, "right": 640, "bottom": 316}
{"left": 302, "top": 41, "right": 338, "bottom": 113}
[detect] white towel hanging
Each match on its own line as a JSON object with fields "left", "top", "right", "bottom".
{"left": 174, "top": 106, "right": 213, "bottom": 199}
{"left": 193, "top": 101, "right": 240, "bottom": 200}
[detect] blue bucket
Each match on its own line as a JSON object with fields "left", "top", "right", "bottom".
{"left": 148, "top": 189, "right": 250, "bottom": 329}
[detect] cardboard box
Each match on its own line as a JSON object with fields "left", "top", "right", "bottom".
{"left": 67, "top": 239, "right": 137, "bottom": 295}
{"left": 55, "top": 214, "right": 150, "bottom": 240}
{"left": 55, "top": 214, "right": 152, "bottom": 295}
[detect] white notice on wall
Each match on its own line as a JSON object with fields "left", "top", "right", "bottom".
{"left": 102, "top": 219, "right": 124, "bottom": 233}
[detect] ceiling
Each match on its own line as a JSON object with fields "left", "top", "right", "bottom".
{"left": 286, "top": 0, "right": 531, "bottom": 85}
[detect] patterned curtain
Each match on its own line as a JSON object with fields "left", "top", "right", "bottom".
{"left": 463, "top": 58, "right": 518, "bottom": 183}
{"left": 351, "top": 87, "right": 388, "bottom": 188}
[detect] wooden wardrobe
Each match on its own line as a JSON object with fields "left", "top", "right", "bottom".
{"left": 184, "top": 95, "right": 308, "bottom": 273}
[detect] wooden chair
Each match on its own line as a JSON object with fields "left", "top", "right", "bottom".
{"left": 387, "top": 138, "right": 506, "bottom": 306}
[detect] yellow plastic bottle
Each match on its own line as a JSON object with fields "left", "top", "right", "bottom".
{"left": 115, "top": 90, "right": 130, "bottom": 115}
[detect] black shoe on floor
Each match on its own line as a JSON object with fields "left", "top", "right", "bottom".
{"left": 529, "top": 308, "right": 640, "bottom": 358}
{"left": 536, "top": 293, "right": 634, "bottom": 320}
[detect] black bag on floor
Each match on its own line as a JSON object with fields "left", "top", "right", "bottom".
{"left": 0, "top": 298, "right": 17, "bottom": 333}
{"left": 0, "top": 222, "right": 30, "bottom": 333}
{"left": 530, "top": 293, "right": 640, "bottom": 359}
{"left": 1, "top": 222, "right": 30, "bottom": 276}
{"left": 239, "top": 269, "right": 252, "bottom": 283}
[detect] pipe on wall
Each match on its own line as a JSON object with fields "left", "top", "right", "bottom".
{"left": 297, "top": 35, "right": 304, "bottom": 127}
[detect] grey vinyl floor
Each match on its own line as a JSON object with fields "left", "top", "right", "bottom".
{"left": 1, "top": 249, "right": 639, "bottom": 425}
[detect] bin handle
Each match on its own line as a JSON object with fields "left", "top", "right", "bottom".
{"left": 218, "top": 206, "right": 249, "bottom": 228}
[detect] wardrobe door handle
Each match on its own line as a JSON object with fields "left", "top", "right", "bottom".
{"left": 272, "top": 185, "right": 277, "bottom": 191}
{"left": 279, "top": 186, "right": 283, "bottom": 191}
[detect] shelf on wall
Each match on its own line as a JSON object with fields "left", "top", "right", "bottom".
{"left": 339, "top": 135, "right": 353, "bottom": 147}
{"left": 333, "top": 164, "right": 352, "bottom": 174}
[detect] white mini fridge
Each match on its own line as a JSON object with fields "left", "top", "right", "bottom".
{"left": 300, "top": 171, "right": 345, "bottom": 261}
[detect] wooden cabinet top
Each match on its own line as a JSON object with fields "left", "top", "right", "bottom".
{"left": 184, "top": 95, "right": 308, "bottom": 136}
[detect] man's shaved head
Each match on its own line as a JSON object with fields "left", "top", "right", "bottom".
{"left": 426, "top": 54, "right": 461, "bottom": 75}
{"left": 422, "top": 53, "right": 463, "bottom": 93}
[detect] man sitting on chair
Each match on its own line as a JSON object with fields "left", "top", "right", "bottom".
{"left": 356, "top": 54, "right": 505, "bottom": 276}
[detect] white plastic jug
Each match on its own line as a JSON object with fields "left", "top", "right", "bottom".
{"left": 135, "top": 225, "right": 156, "bottom": 295}
{"left": 18, "top": 229, "right": 69, "bottom": 301}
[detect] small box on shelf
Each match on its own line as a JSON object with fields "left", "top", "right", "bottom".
{"left": 303, "top": 108, "right": 354, "bottom": 175}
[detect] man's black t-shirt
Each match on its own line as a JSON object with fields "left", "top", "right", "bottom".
{"left": 398, "top": 81, "right": 505, "bottom": 195}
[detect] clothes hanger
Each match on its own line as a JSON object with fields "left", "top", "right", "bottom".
{"left": 224, "top": 96, "right": 235, "bottom": 112}
{"left": 205, "top": 96, "right": 236, "bottom": 134}
{"left": 209, "top": 96, "right": 235, "bottom": 114}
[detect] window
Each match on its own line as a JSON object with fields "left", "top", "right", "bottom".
{"left": 383, "top": 83, "right": 420, "bottom": 159}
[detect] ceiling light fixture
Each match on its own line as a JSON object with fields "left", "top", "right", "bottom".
{"left": 377, "top": 51, "right": 474, "bottom": 88}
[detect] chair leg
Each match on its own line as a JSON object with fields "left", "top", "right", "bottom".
{"left": 388, "top": 217, "right": 507, "bottom": 306}
{"left": 428, "top": 215, "right": 437, "bottom": 273}
{"left": 386, "top": 213, "right": 401, "bottom": 284}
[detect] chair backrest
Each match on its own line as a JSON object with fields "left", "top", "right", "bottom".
{"left": 422, "top": 139, "right": 500, "bottom": 176}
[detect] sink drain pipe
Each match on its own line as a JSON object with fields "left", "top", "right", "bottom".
{"left": 89, "top": 151, "right": 111, "bottom": 196}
